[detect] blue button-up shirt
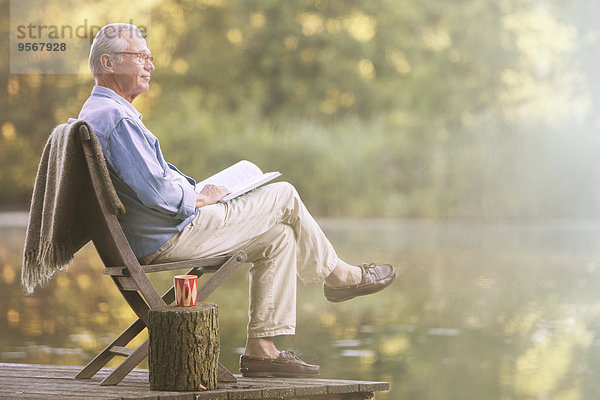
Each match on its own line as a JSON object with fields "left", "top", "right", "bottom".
{"left": 71, "top": 86, "right": 198, "bottom": 259}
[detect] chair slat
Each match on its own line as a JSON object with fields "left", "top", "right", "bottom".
{"left": 108, "top": 346, "right": 134, "bottom": 357}
{"left": 141, "top": 257, "right": 227, "bottom": 273}
{"left": 113, "top": 276, "right": 139, "bottom": 291}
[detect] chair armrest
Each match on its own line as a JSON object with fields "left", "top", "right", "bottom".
{"left": 103, "top": 256, "right": 230, "bottom": 276}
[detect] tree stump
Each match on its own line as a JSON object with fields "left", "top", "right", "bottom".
{"left": 148, "top": 303, "right": 219, "bottom": 391}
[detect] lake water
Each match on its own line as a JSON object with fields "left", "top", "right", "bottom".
{"left": 2, "top": 213, "right": 600, "bottom": 399}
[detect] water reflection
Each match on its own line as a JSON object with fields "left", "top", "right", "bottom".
{"left": 2, "top": 215, "right": 600, "bottom": 399}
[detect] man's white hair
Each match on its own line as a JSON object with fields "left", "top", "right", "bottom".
{"left": 89, "top": 23, "right": 144, "bottom": 76}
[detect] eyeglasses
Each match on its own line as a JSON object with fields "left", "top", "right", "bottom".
{"left": 115, "top": 52, "right": 154, "bottom": 64}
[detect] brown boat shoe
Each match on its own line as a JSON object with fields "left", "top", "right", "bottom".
{"left": 323, "top": 263, "right": 396, "bottom": 303}
{"left": 240, "top": 351, "right": 320, "bottom": 378}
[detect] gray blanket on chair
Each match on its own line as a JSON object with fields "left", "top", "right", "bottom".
{"left": 21, "top": 120, "right": 125, "bottom": 294}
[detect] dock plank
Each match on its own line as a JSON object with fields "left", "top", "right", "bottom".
{"left": 0, "top": 363, "right": 389, "bottom": 399}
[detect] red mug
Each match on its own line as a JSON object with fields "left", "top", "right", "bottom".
{"left": 174, "top": 275, "right": 198, "bottom": 306}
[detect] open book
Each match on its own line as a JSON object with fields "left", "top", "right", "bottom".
{"left": 195, "top": 160, "right": 281, "bottom": 202}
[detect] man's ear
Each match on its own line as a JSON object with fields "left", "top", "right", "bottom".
{"left": 100, "top": 54, "right": 115, "bottom": 73}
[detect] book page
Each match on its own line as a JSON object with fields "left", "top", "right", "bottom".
{"left": 195, "top": 160, "right": 263, "bottom": 192}
{"left": 195, "top": 160, "right": 281, "bottom": 201}
{"left": 220, "top": 171, "right": 282, "bottom": 201}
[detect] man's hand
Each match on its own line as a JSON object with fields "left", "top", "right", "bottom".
{"left": 195, "top": 184, "right": 230, "bottom": 208}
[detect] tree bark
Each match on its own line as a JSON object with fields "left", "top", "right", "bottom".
{"left": 148, "top": 304, "right": 219, "bottom": 391}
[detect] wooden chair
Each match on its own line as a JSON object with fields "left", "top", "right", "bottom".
{"left": 74, "top": 124, "right": 247, "bottom": 386}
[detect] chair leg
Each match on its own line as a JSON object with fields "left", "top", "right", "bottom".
{"left": 218, "top": 363, "right": 238, "bottom": 382}
{"left": 76, "top": 319, "right": 145, "bottom": 379}
{"left": 101, "top": 341, "right": 148, "bottom": 386}
{"left": 196, "top": 251, "right": 247, "bottom": 301}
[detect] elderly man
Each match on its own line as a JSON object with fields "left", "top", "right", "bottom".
{"left": 76, "top": 23, "right": 395, "bottom": 377}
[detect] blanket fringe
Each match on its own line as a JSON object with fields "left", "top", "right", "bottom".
{"left": 21, "top": 245, "right": 73, "bottom": 295}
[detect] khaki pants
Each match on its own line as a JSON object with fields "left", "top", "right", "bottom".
{"left": 141, "top": 182, "right": 338, "bottom": 338}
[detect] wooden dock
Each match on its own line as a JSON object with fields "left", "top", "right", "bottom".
{"left": 0, "top": 363, "right": 389, "bottom": 399}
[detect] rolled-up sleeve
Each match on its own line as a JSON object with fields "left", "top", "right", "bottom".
{"left": 106, "top": 118, "right": 197, "bottom": 221}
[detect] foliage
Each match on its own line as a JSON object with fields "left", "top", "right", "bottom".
{"left": 1, "top": 0, "right": 596, "bottom": 217}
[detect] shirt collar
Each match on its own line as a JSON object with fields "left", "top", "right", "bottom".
{"left": 91, "top": 85, "right": 143, "bottom": 120}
